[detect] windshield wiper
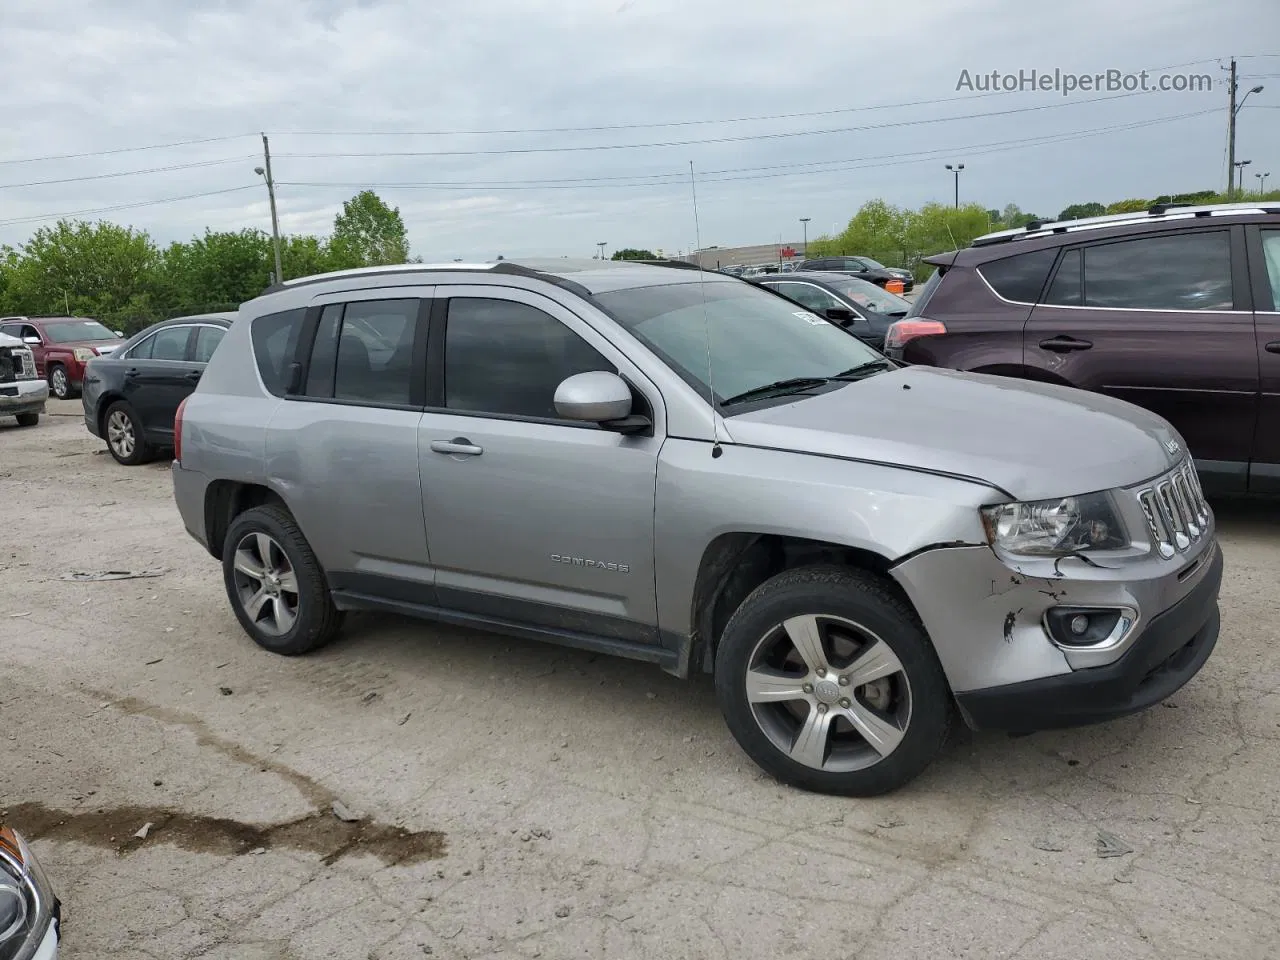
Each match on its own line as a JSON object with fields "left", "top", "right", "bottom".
{"left": 830, "top": 360, "right": 894, "bottom": 380}
{"left": 721, "top": 376, "right": 830, "bottom": 406}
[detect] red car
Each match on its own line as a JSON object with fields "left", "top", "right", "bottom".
{"left": 0, "top": 316, "right": 126, "bottom": 399}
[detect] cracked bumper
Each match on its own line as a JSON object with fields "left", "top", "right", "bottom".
{"left": 955, "top": 544, "right": 1221, "bottom": 731}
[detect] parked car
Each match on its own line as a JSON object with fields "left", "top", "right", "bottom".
{"left": 0, "top": 316, "right": 125, "bottom": 400}
{"left": 794, "top": 256, "right": 914, "bottom": 292}
{"left": 0, "top": 331, "right": 49, "bottom": 427}
{"left": 0, "top": 825, "right": 60, "bottom": 958}
{"left": 754, "top": 271, "right": 912, "bottom": 349}
{"left": 173, "top": 259, "right": 1220, "bottom": 796}
{"left": 884, "top": 201, "right": 1280, "bottom": 497}
{"left": 82, "top": 312, "right": 234, "bottom": 465}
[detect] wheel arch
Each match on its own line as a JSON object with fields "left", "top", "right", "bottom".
{"left": 203, "top": 480, "right": 287, "bottom": 560}
{"left": 688, "top": 532, "right": 912, "bottom": 675}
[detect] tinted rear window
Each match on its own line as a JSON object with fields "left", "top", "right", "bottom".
{"left": 977, "top": 248, "right": 1058, "bottom": 302}
{"left": 251, "top": 308, "right": 305, "bottom": 396}
{"left": 905, "top": 267, "right": 946, "bottom": 317}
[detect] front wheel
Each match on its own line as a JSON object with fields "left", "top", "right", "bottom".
{"left": 222, "top": 505, "right": 344, "bottom": 656}
{"left": 715, "top": 565, "right": 952, "bottom": 796}
{"left": 49, "top": 364, "right": 76, "bottom": 399}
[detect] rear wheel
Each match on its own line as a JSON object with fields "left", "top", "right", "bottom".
{"left": 15, "top": 412, "right": 38, "bottom": 427}
{"left": 104, "top": 401, "right": 152, "bottom": 465}
{"left": 222, "top": 505, "right": 344, "bottom": 656}
{"left": 715, "top": 565, "right": 952, "bottom": 796}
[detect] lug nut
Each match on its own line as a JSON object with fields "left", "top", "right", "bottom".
{"left": 839, "top": 697, "right": 851, "bottom": 708}
{"left": 838, "top": 675, "right": 850, "bottom": 686}
{"left": 816, "top": 704, "right": 828, "bottom": 714}
{"left": 816, "top": 667, "right": 826, "bottom": 677}
{"left": 802, "top": 683, "right": 814, "bottom": 694}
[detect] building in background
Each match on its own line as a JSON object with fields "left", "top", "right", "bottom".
{"left": 679, "top": 242, "right": 805, "bottom": 270}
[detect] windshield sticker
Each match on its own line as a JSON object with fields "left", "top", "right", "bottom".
{"left": 792, "top": 311, "right": 825, "bottom": 326}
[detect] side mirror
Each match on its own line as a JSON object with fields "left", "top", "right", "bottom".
{"left": 825, "top": 306, "right": 856, "bottom": 324}
{"left": 115, "top": 330, "right": 125, "bottom": 337}
{"left": 554, "top": 371, "right": 632, "bottom": 422}
{"left": 23, "top": 335, "right": 41, "bottom": 345}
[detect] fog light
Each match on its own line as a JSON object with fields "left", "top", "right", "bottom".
{"left": 1045, "top": 607, "right": 1134, "bottom": 649}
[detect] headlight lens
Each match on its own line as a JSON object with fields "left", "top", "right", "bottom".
{"left": 0, "top": 828, "right": 55, "bottom": 959}
{"left": 981, "top": 492, "right": 1128, "bottom": 556}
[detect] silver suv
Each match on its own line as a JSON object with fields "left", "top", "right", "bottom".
{"left": 171, "top": 260, "right": 1222, "bottom": 795}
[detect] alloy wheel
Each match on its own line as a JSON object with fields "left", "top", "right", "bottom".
{"left": 745, "top": 614, "right": 912, "bottom": 772}
{"left": 106, "top": 409, "right": 135, "bottom": 459}
{"left": 231, "top": 532, "right": 300, "bottom": 637}
{"left": 51, "top": 368, "right": 69, "bottom": 399}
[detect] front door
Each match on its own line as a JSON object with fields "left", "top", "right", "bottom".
{"left": 121, "top": 323, "right": 200, "bottom": 443}
{"left": 1023, "top": 226, "right": 1258, "bottom": 494}
{"left": 1249, "top": 225, "right": 1280, "bottom": 494}
{"left": 416, "top": 286, "right": 663, "bottom": 644}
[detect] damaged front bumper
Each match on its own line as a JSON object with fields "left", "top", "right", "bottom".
{"left": 892, "top": 529, "right": 1221, "bottom": 733}
{"left": 0, "top": 379, "right": 48, "bottom": 418}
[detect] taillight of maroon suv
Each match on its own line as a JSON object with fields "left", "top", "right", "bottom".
{"left": 884, "top": 319, "right": 947, "bottom": 358}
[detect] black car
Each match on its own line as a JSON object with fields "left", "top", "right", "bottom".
{"left": 81, "top": 312, "right": 235, "bottom": 465}
{"left": 794, "top": 256, "right": 914, "bottom": 292}
{"left": 753, "top": 272, "right": 912, "bottom": 348}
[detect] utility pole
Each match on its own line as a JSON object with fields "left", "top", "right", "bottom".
{"left": 255, "top": 134, "right": 284, "bottom": 284}
{"left": 1227, "top": 59, "right": 1237, "bottom": 197}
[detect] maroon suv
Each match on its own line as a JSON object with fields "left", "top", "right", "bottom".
{"left": 885, "top": 202, "right": 1280, "bottom": 497}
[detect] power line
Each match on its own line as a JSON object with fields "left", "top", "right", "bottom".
{"left": 277, "top": 110, "right": 1212, "bottom": 192}
{"left": 275, "top": 91, "right": 1169, "bottom": 160}
{"left": 0, "top": 134, "right": 256, "bottom": 167}
{"left": 0, "top": 185, "right": 261, "bottom": 228}
{"left": 0, "top": 156, "right": 258, "bottom": 191}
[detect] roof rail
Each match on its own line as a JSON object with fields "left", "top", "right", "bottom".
{"left": 629, "top": 259, "right": 704, "bottom": 271}
{"left": 1147, "top": 201, "right": 1193, "bottom": 215}
{"left": 258, "top": 260, "right": 596, "bottom": 300}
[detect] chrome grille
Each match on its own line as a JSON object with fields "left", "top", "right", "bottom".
{"left": 1137, "top": 461, "right": 1210, "bottom": 558}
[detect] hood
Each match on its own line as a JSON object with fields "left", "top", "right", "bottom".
{"left": 725, "top": 366, "right": 1182, "bottom": 501}
{"left": 0, "top": 331, "right": 20, "bottom": 348}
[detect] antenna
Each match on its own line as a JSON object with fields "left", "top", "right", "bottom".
{"left": 689, "top": 160, "right": 722, "bottom": 458}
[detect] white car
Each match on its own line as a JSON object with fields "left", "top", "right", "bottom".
{"left": 0, "top": 331, "right": 49, "bottom": 427}
{"left": 0, "top": 827, "right": 60, "bottom": 958}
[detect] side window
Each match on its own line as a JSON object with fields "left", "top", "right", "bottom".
{"left": 21, "top": 325, "right": 41, "bottom": 342}
{"left": 304, "top": 304, "right": 343, "bottom": 398}
{"left": 149, "top": 325, "right": 193, "bottom": 361}
{"left": 444, "top": 298, "right": 614, "bottom": 420}
{"left": 251, "top": 308, "right": 306, "bottom": 397}
{"left": 1261, "top": 230, "right": 1280, "bottom": 311}
{"left": 1045, "top": 249, "right": 1083, "bottom": 305}
{"left": 778, "top": 283, "right": 842, "bottom": 313}
{"left": 334, "top": 300, "right": 417, "bottom": 405}
{"left": 1083, "top": 231, "right": 1233, "bottom": 310}
{"left": 978, "top": 248, "right": 1058, "bottom": 303}
{"left": 193, "top": 326, "right": 226, "bottom": 363}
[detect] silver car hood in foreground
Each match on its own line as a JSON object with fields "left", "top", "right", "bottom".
{"left": 725, "top": 366, "right": 1182, "bottom": 501}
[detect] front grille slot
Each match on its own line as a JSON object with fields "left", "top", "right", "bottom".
{"left": 1138, "top": 461, "right": 1208, "bottom": 558}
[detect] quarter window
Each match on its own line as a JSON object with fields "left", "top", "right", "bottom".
{"left": 443, "top": 298, "right": 613, "bottom": 420}
{"left": 979, "top": 248, "right": 1058, "bottom": 303}
{"left": 1045, "top": 249, "right": 1082, "bottom": 305}
{"left": 1081, "top": 231, "right": 1233, "bottom": 311}
{"left": 251, "top": 308, "right": 306, "bottom": 396}
{"left": 193, "top": 326, "right": 225, "bottom": 363}
{"left": 1261, "top": 230, "right": 1280, "bottom": 311}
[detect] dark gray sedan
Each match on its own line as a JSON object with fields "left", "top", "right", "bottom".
{"left": 752, "top": 272, "right": 911, "bottom": 349}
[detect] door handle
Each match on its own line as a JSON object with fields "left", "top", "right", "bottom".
{"left": 185, "top": 370, "right": 202, "bottom": 382}
{"left": 430, "top": 438, "right": 483, "bottom": 457}
{"left": 123, "top": 368, "right": 139, "bottom": 379}
{"left": 1038, "top": 336, "right": 1093, "bottom": 353}
{"left": 1266, "top": 341, "right": 1280, "bottom": 354}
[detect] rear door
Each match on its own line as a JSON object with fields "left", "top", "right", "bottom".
{"left": 1248, "top": 225, "right": 1280, "bottom": 494}
{"left": 121, "top": 324, "right": 200, "bottom": 442}
{"left": 1023, "top": 226, "right": 1258, "bottom": 493}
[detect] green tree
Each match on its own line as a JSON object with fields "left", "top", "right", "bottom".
{"left": 1105, "top": 198, "right": 1149, "bottom": 214}
{"left": 2, "top": 220, "right": 160, "bottom": 330}
{"left": 997, "top": 203, "right": 1040, "bottom": 229}
{"left": 159, "top": 228, "right": 273, "bottom": 313}
{"left": 611, "top": 248, "right": 656, "bottom": 260}
{"left": 330, "top": 190, "right": 410, "bottom": 267}
{"left": 1058, "top": 202, "right": 1106, "bottom": 220}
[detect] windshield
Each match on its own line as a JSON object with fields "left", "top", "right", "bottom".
{"left": 44, "top": 320, "right": 115, "bottom": 343}
{"left": 828, "top": 277, "right": 911, "bottom": 314}
{"left": 596, "top": 281, "right": 885, "bottom": 409}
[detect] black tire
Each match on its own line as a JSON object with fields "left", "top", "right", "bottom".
{"left": 222, "top": 504, "right": 343, "bottom": 656}
{"left": 715, "top": 565, "right": 952, "bottom": 796}
{"left": 15, "top": 412, "right": 39, "bottom": 427}
{"left": 49, "top": 364, "right": 77, "bottom": 400}
{"left": 103, "top": 401, "right": 152, "bottom": 465}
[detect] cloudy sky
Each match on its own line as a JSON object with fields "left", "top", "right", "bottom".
{"left": 1, "top": 0, "right": 1277, "bottom": 260}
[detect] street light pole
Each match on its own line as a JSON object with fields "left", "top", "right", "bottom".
{"left": 799, "top": 217, "right": 810, "bottom": 257}
{"left": 597, "top": 241, "right": 607, "bottom": 261}
{"left": 1257, "top": 171, "right": 1271, "bottom": 197}
{"left": 1226, "top": 61, "right": 1265, "bottom": 197}
{"left": 945, "top": 163, "right": 964, "bottom": 208}
{"left": 1234, "top": 159, "right": 1252, "bottom": 191}
{"left": 255, "top": 134, "right": 284, "bottom": 285}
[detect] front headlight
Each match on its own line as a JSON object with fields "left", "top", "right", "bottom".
{"left": 73, "top": 348, "right": 95, "bottom": 362}
{"left": 0, "top": 828, "right": 57, "bottom": 960}
{"left": 981, "top": 492, "right": 1128, "bottom": 556}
